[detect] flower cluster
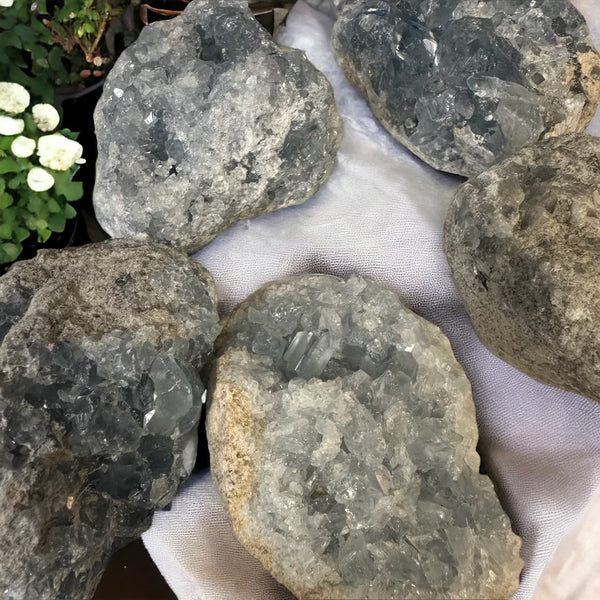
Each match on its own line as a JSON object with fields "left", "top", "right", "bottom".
{"left": 0, "top": 82, "right": 84, "bottom": 192}
{"left": 0, "top": 81, "right": 84, "bottom": 264}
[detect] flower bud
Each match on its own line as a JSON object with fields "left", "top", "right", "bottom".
{"left": 0, "top": 82, "right": 29, "bottom": 114}
{"left": 37, "top": 133, "right": 83, "bottom": 171}
{"left": 32, "top": 103, "right": 60, "bottom": 132}
{"left": 27, "top": 167, "right": 55, "bottom": 192}
{"left": 10, "top": 135, "right": 36, "bottom": 158}
{"left": 0, "top": 115, "right": 25, "bottom": 136}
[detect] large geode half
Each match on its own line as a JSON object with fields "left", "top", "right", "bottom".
{"left": 207, "top": 274, "right": 522, "bottom": 599}
{"left": 93, "top": 0, "right": 342, "bottom": 252}
{"left": 0, "top": 241, "right": 220, "bottom": 600}
{"left": 444, "top": 133, "right": 600, "bottom": 403}
{"left": 332, "top": 0, "right": 600, "bottom": 177}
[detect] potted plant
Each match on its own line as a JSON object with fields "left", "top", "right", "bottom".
{"left": 0, "top": 0, "right": 139, "bottom": 104}
{"left": 0, "top": 81, "right": 84, "bottom": 269}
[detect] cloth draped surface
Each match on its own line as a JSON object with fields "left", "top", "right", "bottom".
{"left": 143, "top": 2, "right": 600, "bottom": 598}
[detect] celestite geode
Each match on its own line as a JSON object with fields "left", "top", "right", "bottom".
{"left": 207, "top": 274, "right": 522, "bottom": 599}
{"left": 332, "top": 0, "right": 600, "bottom": 176}
{"left": 93, "top": 0, "right": 342, "bottom": 252}
{"left": 0, "top": 241, "right": 220, "bottom": 600}
{"left": 444, "top": 133, "right": 600, "bottom": 404}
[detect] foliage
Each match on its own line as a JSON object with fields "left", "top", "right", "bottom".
{"left": 0, "top": 0, "right": 82, "bottom": 103}
{"left": 0, "top": 87, "right": 83, "bottom": 265}
{"left": 0, "top": 1, "right": 129, "bottom": 103}
{"left": 43, "top": 0, "right": 127, "bottom": 69}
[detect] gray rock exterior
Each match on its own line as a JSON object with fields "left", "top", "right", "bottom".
{"left": 94, "top": 0, "right": 342, "bottom": 252}
{"left": 207, "top": 274, "right": 522, "bottom": 599}
{"left": 444, "top": 133, "right": 600, "bottom": 403}
{"left": 0, "top": 241, "right": 220, "bottom": 600}
{"left": 332, "top": 0, "right": 600, "bottom": 177}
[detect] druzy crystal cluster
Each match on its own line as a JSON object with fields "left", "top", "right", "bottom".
{"left": 208, "top": 275, "right": 522, "bottom": 599}
{"left": 332, "top": 0, "right": 600, "bottom": 176}
{"left": 93, "top": 0, "right": 342, "bottom": 252}
{"left": 0, "top": 241, "right": 220, "bottom": 600}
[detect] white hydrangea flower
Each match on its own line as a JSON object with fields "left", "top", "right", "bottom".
{"left": 32, "top": 103, "right": 60, "bottom": 132}
{"left": 37, "top": 133, "right": 83, "bottom": 171}
{"left": 27, "top": 167, "right": 55, "bottom": 192}
{"left": 0, "top": 0, "right": 15, "bottom": 7}
{"left": 0, "top": 115, "right": 24, "bottom": 136}
{"left": 10, "top": 135, "right": 36, "bottom": 158}
{"left": 0, "top": 82, "right": 29, "bottom": 114}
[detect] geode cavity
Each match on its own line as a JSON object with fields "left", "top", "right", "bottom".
{"left": 207, "top": 274, "right": 522, "bottom": 599}
{"left": 444, "top": 133, "right": 600, "bottom": 403}
{"left": 94, "top": 0, "right": 342, "bottom": 252}
{"left": 0, "top": 241, "right": 220, "bottom": 600}
{"left": 332, "top": 0, "right": 600, "bottom": 176}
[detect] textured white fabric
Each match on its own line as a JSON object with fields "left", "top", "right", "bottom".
{"left": 143, "top": 3, "right": 600, "bottom": 598}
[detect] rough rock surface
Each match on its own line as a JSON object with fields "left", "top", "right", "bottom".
{"left": 0, "top": 240, "right": 220, "bottom": 600}
{"left": 93, "top": 0, "right": 342, "bottom": 253}
{"left": 332, "top": 0, "right": 600, "bottom": 177}
{"left": 445, "top": 133, "right": 600, "bottom": 403}
{"left": 207, "top": 274, "right": 522, "bottom": 599}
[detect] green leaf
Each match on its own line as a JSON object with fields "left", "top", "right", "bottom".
{"left": 37, "top": 228, "right": 52, "bottom": 243}
{"left": 14, "top": 24, "right": 38, "bottom": 47}
{"left": 47, "top": 198, "right": 62, "bottom": 213}
{"left": 53, "top": 173, "right": 83, "bottom": 202}
{"left": 0, "top": 192, "right": 13, "bottom": 209}
{"left": 0, "top": 159, "right": 20, "bottom": 175}
{"left": 64, "top": 203, "right": 77, "bottom": 218}
{"left": 0, "top": 31, "right": 22, "bottom": 50}
{"left": 14, "top": 227, "right": 30, "bottom": 242}
{"left": 30, "top": 43, "right": 48, "bottom": 61}
{"left": 47, "top": 212, "right": 66, "bottom": 232}
{"left": 0, "top": 242, "right": 20, "bottom": 263}
{"left": 0, "top": 223, "right": 12, "bottom": 239}
{"left": 27, "top": 196, "right": 43, "bottom": 215}
{"left": 1, "top": 207, "right": 17, "bottom": 224}
{"left": 26, "top": 216, "right": 48, "bottom": 231}
{"left": 7, "top": 173, "right": 25, "bottom": 189}
{"left": 47, "top": 45, "right": 66, "bottom": 73}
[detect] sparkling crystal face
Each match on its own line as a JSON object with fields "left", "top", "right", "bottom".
{"left": 332, "top": 0, "right": 600, "bottom": 176}
{"left": 209, "top": 274, "right": 522, "bottom": 599}
{"left": 0, "top": 241, "right": 220, "bottom": 600}
{"left": 93, "top": 0, "right": 342, "bottom": 252}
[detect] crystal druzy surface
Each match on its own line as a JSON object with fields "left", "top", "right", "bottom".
{"left": 0, "top": 241, "right": 220, "bottom": 600}
{"left": 207, "top": 274, "right": 522, "bottom": 599}
{"left": 93, "top": 0, "right": 342, "bottom": 253}
{"left": 332, "top": 0, "right": 600, "bottom": 176}
{"left": 445, "top": 133, "right": 600, "bottom": 404}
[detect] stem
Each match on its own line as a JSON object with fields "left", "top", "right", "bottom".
{"left": 89, "top": 3, "right": 111, "bottom": 60}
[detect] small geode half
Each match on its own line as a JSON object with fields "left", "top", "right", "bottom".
{"left": 445, "top": 133, "right": 600, "bottom": 403}
{"left": 207, "top": 274, "right": 522, "bottom": 599}
{"left": 332, "top": 0, "right": 600, "bottom": 176}
{"left": 94, "top": 0, "right": 342, "bottom": 252}
{"left": 0, "top": 240, "right": 220, "bottom": 600}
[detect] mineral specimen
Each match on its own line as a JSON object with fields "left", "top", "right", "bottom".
{"left": 444, "top": 133, "right": 600, "bottom": 403}
{"left": 207, "top": 274, "right": 522, "bottom": 599}
{"left": 93, "top": 0, "right": 342, "bottom": 253}
{"left": 332, "top": 0, "right": 600, "bottom": 177}
{"left": 0, "top": 240, "right": 220, "bottom": 600}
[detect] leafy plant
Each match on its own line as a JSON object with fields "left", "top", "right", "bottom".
{"left": 43, "top": 0, "right": 127, "bottom": 77}
{"left": 0, "top": 82, "right": 83, "bottom": 265}
{"left": 0, "top": 0, "right": 131, "bottom": 101}
{"left": 0, "top": 0, "right": 82, "bottom": 103}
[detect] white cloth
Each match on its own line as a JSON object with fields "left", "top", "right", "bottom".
{"left": 143, "top": 3, "right": 600, "bottom": 599}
